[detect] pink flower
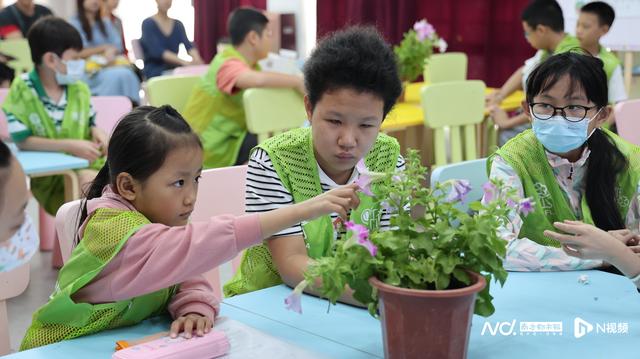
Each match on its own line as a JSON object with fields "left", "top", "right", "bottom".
{"left": 355, "top": 159, "right": 385, "bottom": 197}
{"left": 284, "top": 281, "right": 308, "bottom": 314}
{"left": 518, "top": 198, "right": 534, "bottom": 216}
{"left": 345, "top": 221, "right": 377, "bottom": 257}
{"left": 445, "top": 179, "right": 472, "bottom": 202}
{"left": 413, "top": 19, "right": 435, "bottom": 41}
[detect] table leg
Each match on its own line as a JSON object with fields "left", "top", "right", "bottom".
{"left": 624, "top": 52, "right": 633, "bottom": 96}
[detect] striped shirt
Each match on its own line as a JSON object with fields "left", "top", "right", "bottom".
{"left": 246, "top": 148, "right": 405, "bottom": 237}
{"left": 6, "top": 72, "right": 96, "bottom": 142}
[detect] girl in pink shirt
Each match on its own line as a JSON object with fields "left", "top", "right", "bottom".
{"left": 20, "top": 105, "right": 359, "bottom": 350}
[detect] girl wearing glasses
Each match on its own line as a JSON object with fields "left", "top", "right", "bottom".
{"left": 486, "top": 52, "right": 640, "bottom": 284}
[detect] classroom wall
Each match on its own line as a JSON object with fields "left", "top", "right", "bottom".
{"left": 266, "top": 0, "right": 317, "bottom": 59}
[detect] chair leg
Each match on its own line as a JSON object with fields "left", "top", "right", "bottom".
{"left": 38, "top": 207, "right": 56, "bottom": 251}
{"left": 0, "top": 300, "right": 10, "bottom": 356}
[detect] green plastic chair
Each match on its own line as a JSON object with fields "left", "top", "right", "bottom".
{"left": 423, "top": 52, "right": 467, "bottom": 84}
{"left": 243, "top": 88, "right": 307, "bottom": 143}
{"left": 0, "top": 39, "right": 33, "bottom": 75}
{"left": 146, "top": 74, "right": 200, "bottom": 113}
{"left": 421, "top": 80, "right": 486, "bottom": 167}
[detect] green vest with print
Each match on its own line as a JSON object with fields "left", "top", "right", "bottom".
{"left": 2, "top": 70, "right": 104, "bottom": 215}
{"left": 183, "top": 47, "right": 259, "bottom": 169}
{"left": 20, "top": 208, "right": 176, "bottom": 350}
{"left": 489, "top": 129, "right": 640, "bottom": 247}
{"left": 223, "top": 127, "right": 400, "bottom": 297}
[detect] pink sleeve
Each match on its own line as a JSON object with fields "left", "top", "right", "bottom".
{"left": 216, "top": 59, "right": 251, "bottom": 94}
{"left": 73, "top": 214, "right": 262, "bottom": 304}
{"left": 168, "top": 274, "right": 219, "bottom": 321}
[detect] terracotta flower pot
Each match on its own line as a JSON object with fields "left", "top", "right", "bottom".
{"left": 369, "top": 272, "right": 486, "bottom": 359}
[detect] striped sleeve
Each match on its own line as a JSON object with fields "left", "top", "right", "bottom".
{"left": 245, "top": 148, "right": 303, "bottom": 237}
{"left": 5, "top": 110, "right": 31, "bottom": 142}
{"left": 88, "top": 102, "right": 96, "bottom": 128}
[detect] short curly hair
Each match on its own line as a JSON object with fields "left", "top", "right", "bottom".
{"left": 303, "top": 26, "right": 402, "bottom": 118}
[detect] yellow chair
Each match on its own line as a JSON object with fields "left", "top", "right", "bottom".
{"left": 146, "top": 74, "right": 200, "bottom": 113}
{"left": 0, "top": 39, "right": 33, "bottom": 75}
{"left": 423, "top": 52, "right": 467, "bottom": 84}
{"left": 243, "top": 88, "right": 307, "bottom": 143}
{"left": 421, "top": 80, "right": 486, "bottom": 166}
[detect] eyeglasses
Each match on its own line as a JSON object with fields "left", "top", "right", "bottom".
{"left": 529, "top": 102, "right": 600, "bottom": 122}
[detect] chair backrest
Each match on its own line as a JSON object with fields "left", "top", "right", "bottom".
{"left": 146, "top": 75, "right": 200, "bottom": 114}
{"left": 0, "top": 262, "right": 29, "bottom": 355}
{"left": 0, "top": 39, "right": 32, "bottom": 75}
{"left": 423, "top": 52, "right": 468, "bottom": 84}
{"left": 430, "top": 158, "right": 488, "bottom": 206}
{"left": 55, "top": 200, "right": 83, "bottom": 264}
{"left": 91, "top": 96, "right": 132, "bottom": 135}
{"left": 173, "top": 65, "right": 210, "bottom": 76}
{"left": 615, "top": 99, "right": 640, "bottom": 146}
{"left": 0, "top": 88, "right": 9, "bottom": 140}
{"left": 191, "top": 165, "right": 248, "bottom": 297}
{"left": 130, "top": 38, "right": 144, "bottom": 61}
{"left": 243, "top": 88, "right": 307, "bottom": 143}
{"left": 421, "top": 80, "right": 486, "bottom": 166}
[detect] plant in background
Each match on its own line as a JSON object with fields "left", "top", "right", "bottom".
{"left": 394, "top": 19, "right": 447, "bottom": 83}
{"left": 285, "top": 150, "right": 534, "bottom": 317}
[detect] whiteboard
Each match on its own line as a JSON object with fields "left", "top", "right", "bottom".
{"left": 558, "top": 0, "right": 640, "bottom": 51}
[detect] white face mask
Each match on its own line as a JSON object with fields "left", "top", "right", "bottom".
{"left": 55, "top": 57, "right": 86, "bottom": 85}
{"left": 0, "top": 214, "right": 38, "bottom": 272}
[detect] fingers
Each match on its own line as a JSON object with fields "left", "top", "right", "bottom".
{"left": 562, "top": 244, "right": 582, "bottom": 258}
{"left": 552, "top": 221, "right": 588, "bottom": 235}
{"left": 543, "top": 229, "right": 579, "bottom": 244}
{"left": 183, "top": 317, "right": 194, "bottom": 339}
{"left": 629, "top": 245, "right": 640, "bottom": 254}
{"left": 169, "top": 317, "right": 183, "bottom": 338}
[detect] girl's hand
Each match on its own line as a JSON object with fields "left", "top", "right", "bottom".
{"left": 608, "top": 229, "right": 640, "bottom": 246}
{"left": 302, "top": 183, "right": 360, "bottom": 220}
{"left": 169, "top": 313, "right": 213, "bottom": 339}
{"left": 544, "top": 220, "right": 628, "bottom": 261}
{"left": 64, "top": 139, "right": 102, "bottom": 162}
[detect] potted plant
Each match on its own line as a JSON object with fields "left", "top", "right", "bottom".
{"left": 284, "top": 150, "right": 533, "bottom": 359}
{"left": 394, "top": 19, "right": 447, "bottom": 100}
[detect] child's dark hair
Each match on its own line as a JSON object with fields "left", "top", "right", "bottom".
{"left": 0, "top": 62, "right": 15, "bottom": 85}
{"left": 80, "top": 106, "right": 202, "bottom": 225}
{"left": 76, "top": 0, "right": 107, "bottom": 42}
{"left": 581, "top": 1, "right": 615, "bottom": 28}
{"left": 526, "top": 52, "right": 626, "bottom": 231}
{"left": 228, "top": 8, "right": 269, "bottom": 46}
{"left": 0, "top": 140, "right": 12, "bottom": 193}
{"left": 27, "top": 16, "right": 83, "bottom": 65}
{"left": 521, "top": 0, "right": 565, "bottom": 33}
{"left": 303, "top": 26, "right": 402, "bottom": 118}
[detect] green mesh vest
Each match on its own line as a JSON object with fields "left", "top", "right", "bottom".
{"left": 489, "top": 129, "right": 640, "bottom": 247}
{"left": 223, "top": 127, "right": 400, "bottom": 297}
{"left": 598, "top": 46, "right": 621, "bottom": 82}
{"left": 540, "top": 34, "right": 580, "bottom": 61}
{"left": 20, "top": 209, "right": 176, "bottom": 350}
{"left": 183, "top": 47, "right": 260, "bottom": 168}
{"left": 2, "top": 70, "right": 104, "bottom": 215}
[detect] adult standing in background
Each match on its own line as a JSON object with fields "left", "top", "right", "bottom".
{"left": 140, "top": 0, "right": 203, "bottom": 79}
{"left": 70, "top": 0, "right": 140, "bottom": 104}
{"left": 0, "top": 0, "right": 52, "bottom": 39}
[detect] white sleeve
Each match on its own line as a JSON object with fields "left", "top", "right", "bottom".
{"left": 522, "top": 50, "right": 543, "bottom": 91}
{"left": 608, "top": 65, "right": 628, "bottom": 104}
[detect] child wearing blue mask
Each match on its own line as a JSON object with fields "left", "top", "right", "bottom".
{"left": 0, "top": 140, "right": 38, "bottom": 272}
{"left": 486, "top": 52, "right": 640, "bottom": 272}
{"left": 2, "top": 17, "right": 107, "bottom": 216}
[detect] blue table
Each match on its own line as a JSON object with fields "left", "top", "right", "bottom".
{"left": 16, "top": 151, "right": 88, "bottom": 201}
{"left": 5, "top": 271, "right": 639, "bottom": 358}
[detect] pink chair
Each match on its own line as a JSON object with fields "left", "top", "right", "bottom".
{"left": 0, "top": 263, "right": 30, "bottom": 355}
{"left": 172, "top": 65, "right": 209, "bottom": 76}
{"left": 0, "top": 88, "right": 8, "bottom": 140}
{"left": 91, "top": 96, "right": 132, "bottom": 134}
{"left": 615, "top": 99, "right": 640, "bottom": 146}
{"left": 191, "top": 165, "right": 248, "bottom": 298}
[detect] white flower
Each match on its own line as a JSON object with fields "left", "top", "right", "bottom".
{"left": 438, "top": 38, "right": 448, "bottom": 53}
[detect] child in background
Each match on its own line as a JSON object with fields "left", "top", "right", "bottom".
{"left": 0, "top": 140, "right": 37, "bottom": 272}
{"left": 486, "top": 52, "right": 640, "bottom": 272}
{"left": 488, "top": 0, "right": 579, "bottom": 145}
{"left": 182, "top": 7, "right": 304, "bottom": 169}
{"left": 2, "top": 17, "right": 107, "bottom": 215}
{"left": 20, "top": 105, "right": 359, "bottom": 350}
{"left": 577, "top": 0, "right": 627, "bottom": 125}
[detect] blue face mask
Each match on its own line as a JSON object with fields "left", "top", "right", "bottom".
{"left": 55, "top": 58, "right": 86, "bottom": 85}
{"left": 531, "top": 108, "right": 602, "bottom": 153}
